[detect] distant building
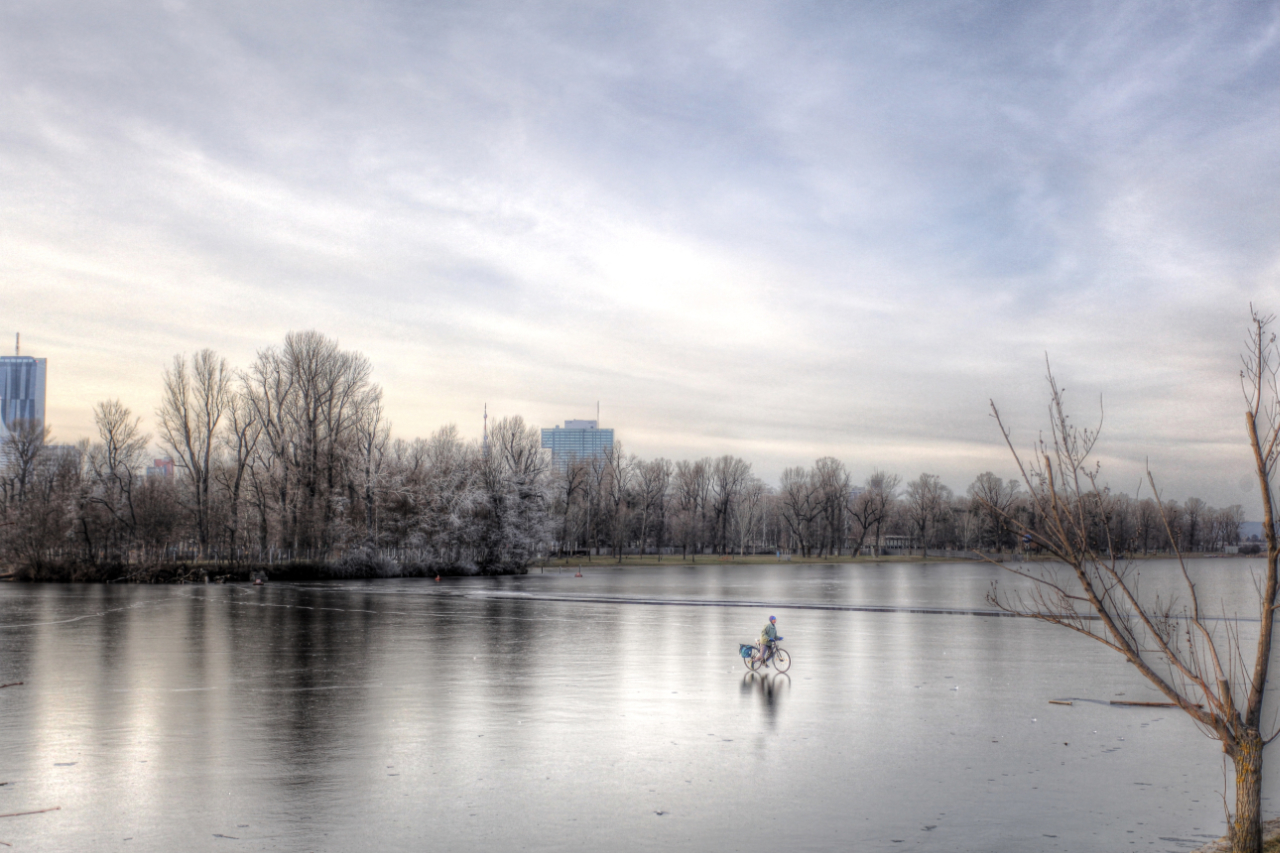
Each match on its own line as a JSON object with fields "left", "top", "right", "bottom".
{"left": 43, "top": 444, "right": 80, "bottom": 465}
{"left": 869, "top": 534, "right": 910, "bottom": 555}
{"left": 29, "top": 443, "right": 81, "bottom": 475}
{"left": 541, "top": 419, "right": 615, "bottom": 466}
{"left": 146, "top": 457, "right": 175, "bottom": 478}
{"left": 0, "top": 345, "right": 47, "bottom": 442}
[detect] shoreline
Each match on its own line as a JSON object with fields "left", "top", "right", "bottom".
{"left": 1190, "top": 818, "right": 1280, "bottom": 852}
{"left": 536, "top": 551, "right": 1254, "bottom": 569}
{"left": 0, "top": 550, "right": 1258, "bottom": 584}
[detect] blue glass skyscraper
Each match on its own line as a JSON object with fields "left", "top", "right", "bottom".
{"left": 0, "top": 353, "right": 47, "bottom": 437}
{"left": 541, "top": 419, "right": 614, "bottom": 466}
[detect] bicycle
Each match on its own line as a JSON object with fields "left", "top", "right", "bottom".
{"left": 739, "top": 640, "right": 791, "bottom": 673}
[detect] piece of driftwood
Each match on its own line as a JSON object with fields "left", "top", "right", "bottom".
{"left": 1048, "top": 699, "right": 1073, "bottom": 706}
{"left": 0, "top": 683, "right": 22, "bottom": 689}
{"left": 0, "top": 807, "right": 60, "bottom": 819}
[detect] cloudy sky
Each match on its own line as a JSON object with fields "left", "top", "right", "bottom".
{"left": 2, "top": 1, "right": 1277, "bottom": 510}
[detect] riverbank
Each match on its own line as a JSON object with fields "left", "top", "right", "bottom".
{"left": 0, "top": 559, "right": 529, "bottom": 583}
{"left": 541, "top": 552, "right": 1018, "bottom": 568}
{"left": 1, "top": 549, "right": 1254, "bottom": 582}
{"left": 1190, "top": 818, "right": 1280, "bottom": 852}
{"left": 536, "top": 551, "right": 1251, "bottom": 570}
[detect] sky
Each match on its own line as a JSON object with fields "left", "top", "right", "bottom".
{"left": 2, "top": 1, "right": 1277, "bottom": 512}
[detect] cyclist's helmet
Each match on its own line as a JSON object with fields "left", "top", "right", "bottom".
{"left": 769, "top": 615, "right": 776, "bottom": 622}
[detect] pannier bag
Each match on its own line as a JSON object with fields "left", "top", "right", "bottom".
{"left": 739, "top": 643, "right": 754, "bottom": 658}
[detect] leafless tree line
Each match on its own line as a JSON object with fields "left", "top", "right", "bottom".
{"left": 544, "top": 452, "right": 1244, "bottom": 561}
{"left": 0, "top": 329, "right": 1250, "bottom": 579}
{"left": 0, "top": 331, "right": 549, "bottom": 579}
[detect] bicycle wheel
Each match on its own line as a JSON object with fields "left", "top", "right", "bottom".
{"left": 747, "top": 647, "right": 763, "bottom": 671}
{"left": 772, "top": 648, "right": 791, "bottom": 673}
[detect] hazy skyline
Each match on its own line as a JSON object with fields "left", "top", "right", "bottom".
{"left": 3, "top": 1, "right": 1277, "bottom": 511}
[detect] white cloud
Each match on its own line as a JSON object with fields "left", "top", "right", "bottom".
{"left": 0, "top": 0, "right": 1276, "bottom": 511}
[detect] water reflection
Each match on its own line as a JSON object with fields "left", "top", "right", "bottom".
{"left": 740, "top": 671, "right": 790, "bottom": 727}
{"left": 0, "top": 562, "right": 1246, "bottom": 852}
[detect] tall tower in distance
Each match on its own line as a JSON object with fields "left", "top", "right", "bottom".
{"left": 0, "top": 333, "right": 48, "bottom": 440}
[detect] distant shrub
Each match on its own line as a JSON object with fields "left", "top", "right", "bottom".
{"left": 325, "top": 547, "right": 400, "bottom": 579}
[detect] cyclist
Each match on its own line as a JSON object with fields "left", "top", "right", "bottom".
{"left": 759, "top": 615, "right": 781, "bottom": 666}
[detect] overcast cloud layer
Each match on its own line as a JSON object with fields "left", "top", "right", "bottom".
{"left": 2, "top": 1, "right": 1277, "bottom": 511}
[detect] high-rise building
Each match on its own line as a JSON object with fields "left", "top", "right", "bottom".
{"left": 541, "top": 419, "right": 614, "bottom": 466}
{"left": 0, "top": 336, "right": 47, "bottom": 440}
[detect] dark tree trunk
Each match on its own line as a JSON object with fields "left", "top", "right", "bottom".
{"left": 1230, "top": 728, "right": 1263, "bottom": 853}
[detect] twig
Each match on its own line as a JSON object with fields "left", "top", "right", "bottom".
{"left": 1048, "top": 699, "right": 1073, "bottom": 706}
{"left": 0, "top": 683, "right": 22, "bottom": 689}
{"left": 0, "top": 806, "right": 60, "bottom": 819}
{"left": 1110, "top": 700, "right": 1204, "bottom": 708}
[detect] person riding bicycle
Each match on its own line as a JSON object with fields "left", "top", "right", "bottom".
{"left": 759, "top": 615, "right": 781, "bottom": 666}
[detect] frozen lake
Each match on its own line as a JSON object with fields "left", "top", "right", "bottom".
{"left": 0, "top": 560, "right": 1267, "bottom": 851}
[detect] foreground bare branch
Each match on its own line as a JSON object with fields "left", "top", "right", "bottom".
{"left": 983, "top": 309, "right": 1280, "bottom": 853}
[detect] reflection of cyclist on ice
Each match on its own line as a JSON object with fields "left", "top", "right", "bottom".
{"left": 759, "top": 615, "right": 780, "bottom": 667}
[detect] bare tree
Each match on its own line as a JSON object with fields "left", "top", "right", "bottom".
{"left": 952, "top": 494, "right": 979, "bottom": 551}
{"left": 214, "top": 388, "right": 261, "bottom": 560}
{"left": 354, "top": 387, "right": 390, "bottom": 542}
{"left": 967, "top": 471, "right": 1021, "bottom": 552}
{"left": 479, "top": 415, "right": 549, "bottom": 570}
{"left": 1214, "top": 505, "right": 1245, "bottom": 550}
{"left": 812, "top": 457, "right": 851, "bottom": 556}
{"left": 159, "top": 350, "right": 231, "bottom": 558}
{"left": 550, "top": 458, "right": 589, "bottom": 556}
{"left": 778, "top": 465, "right": 818, "bottom": 557}
{"left": 85, "top": 400, "right": 149, "bottom": 558}
{"left": 388, "top": 425, "right": 484, "bottom": 568}
{"left": 904, "top": 473, "right": 950, "bottom": 557}
{"left": 986, "top": 312, "right": 1280, "bottom": 853}
{"left": 637, "top": 458, "right": 672, "bottom": 557}
{"left": 0, "top": 426, "right": 77, "bottom": 576}
{"left": 1, "top": 419, "right": 51, "bottom": 504}
{"left": 244, "top": 331, "right": 376, "bottom": 554}
{"left": 673, "top": 459, "right": 709, "bottom": 560}
{"left": 710, "top": 455, "right": 752, "bottom": 555}
{"left": 731, "top": 475, "right": 769, "bottom": 556}
{"left": 866, "top": 471, "right": 901, "bottom": 556}
{"left": 1183, "top": 497, "right": 1207, "bottom": 552}
{"left": 1135, "top": 497, "right": 1161, "bottom": 554}
{"left": 602, "top": 444, "right": 635, "bottom": 562}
